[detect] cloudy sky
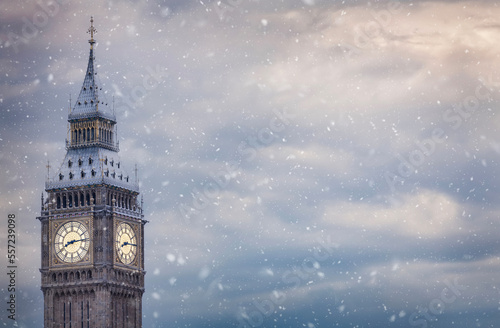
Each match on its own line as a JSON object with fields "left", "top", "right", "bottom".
{"left": 2, "top": 0, "right": 500, "bottom": 327}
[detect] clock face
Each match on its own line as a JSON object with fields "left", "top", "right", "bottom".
{"left": 54, "top": 221, "right": 90, "bottom": 263}
{"left": 115, "top": 222, "right": 137, "bottom": 265}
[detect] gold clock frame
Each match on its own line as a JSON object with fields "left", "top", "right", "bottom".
{"left": 50, "top": 218, "right": 93, "bottom": 267}
{"left": 113, "top": 218, "right": 141, "bottom": 268}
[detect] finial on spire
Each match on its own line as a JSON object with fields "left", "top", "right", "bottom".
{"left": 87, "top": 16, "right": 97, "bottom": 49}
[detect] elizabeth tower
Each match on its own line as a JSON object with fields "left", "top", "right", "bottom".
{"left": 37, "top": 18, "right": 146, "bottom": 328}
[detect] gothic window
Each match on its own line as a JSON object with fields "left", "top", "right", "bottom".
{"left": 119, "top": 174, "right": 123, "bottom": 180}
{"left": 86, "top": 193, "right": 90, "bottom": 206}
{"left": 69, "top": 172, "right": 73, "bottom": 179}
{"left": 110, "top": 160, "right": 114, "bottom": 167}
{"left": 62, "top": 195, "right": 67, "bottom": 208}
{"left": 117, "top": 162, "right": 120, "bottom": 169}
{"left": 78, "top": 158, "right": 83, "bottom": 166}
{"left": 81, "top": 170, "right": 85, "bottom": 178}
{"left": 105, "top": 169, "right": 109, "bottom": 177}
{"left": 89, "top": 157, "right": 93, "bottom": 165}
{"left": 68, "top": 160, "right": 73, "bottom": 168}
{"left": 91, "top": 169, "right": 96, "bottom": 177}
{"left": 57, "top": 196, "right": 61, "bottom": 209}
{"left": 59, "top": 173, "right": 64, "bottom": 180}
{"left": 104, "top": 157, "right": 108, "bottom": 165}
{"left": 68, "top": 194, "right": 73, "bottom": 208}
{"left": 111, "top": 172, "right": 116, "bottom": 178}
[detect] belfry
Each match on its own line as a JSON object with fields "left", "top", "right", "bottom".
{"left": 37, "top": 17, "right": 146, "bottom": 328}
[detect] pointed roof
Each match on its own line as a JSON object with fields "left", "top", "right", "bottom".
{"left": 45, "top": 17, "right": 138, "bottom": 193}
{"left": 46, "top": 147, "right": 139, "bottom": 193}
{"left": 68, "top": 17, "right": 115, "bottom": 122}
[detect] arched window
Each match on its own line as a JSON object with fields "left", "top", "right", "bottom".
{"left": 68, "top": 194, "right": 73, "bottom": 208}
{"left": 57, "top": 196, "right": 61, "bottom": 209}
{"left": 62, "top": 195, "right": 67, "bottom": 208}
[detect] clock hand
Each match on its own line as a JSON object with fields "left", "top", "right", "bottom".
{"left": 121, "top": 241, "right": 137, "bottom": 247}
{"left": 64, "top": 238, "right": 88, "bottom": 247}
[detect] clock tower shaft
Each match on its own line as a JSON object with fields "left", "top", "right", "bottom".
{"left": 37, "top": 17, "right": 146, "bottom": 328}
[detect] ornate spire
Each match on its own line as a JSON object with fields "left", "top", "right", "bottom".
{"left": 45, "top": 17, "right": 138, "bottom": 193}
{"left": 69, "top": 17, "right": 115, "bottom": 122}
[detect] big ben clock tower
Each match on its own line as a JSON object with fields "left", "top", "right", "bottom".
{"left": 37, "top": 17, "right": 146, "bottom": 328}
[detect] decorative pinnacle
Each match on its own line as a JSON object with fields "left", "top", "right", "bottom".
{"left": 87, "top": 16, "right": 97, "bottom": 48}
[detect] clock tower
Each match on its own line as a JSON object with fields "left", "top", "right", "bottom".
{"left": 37, "top": 17, "right": 146, "bottom": 328}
